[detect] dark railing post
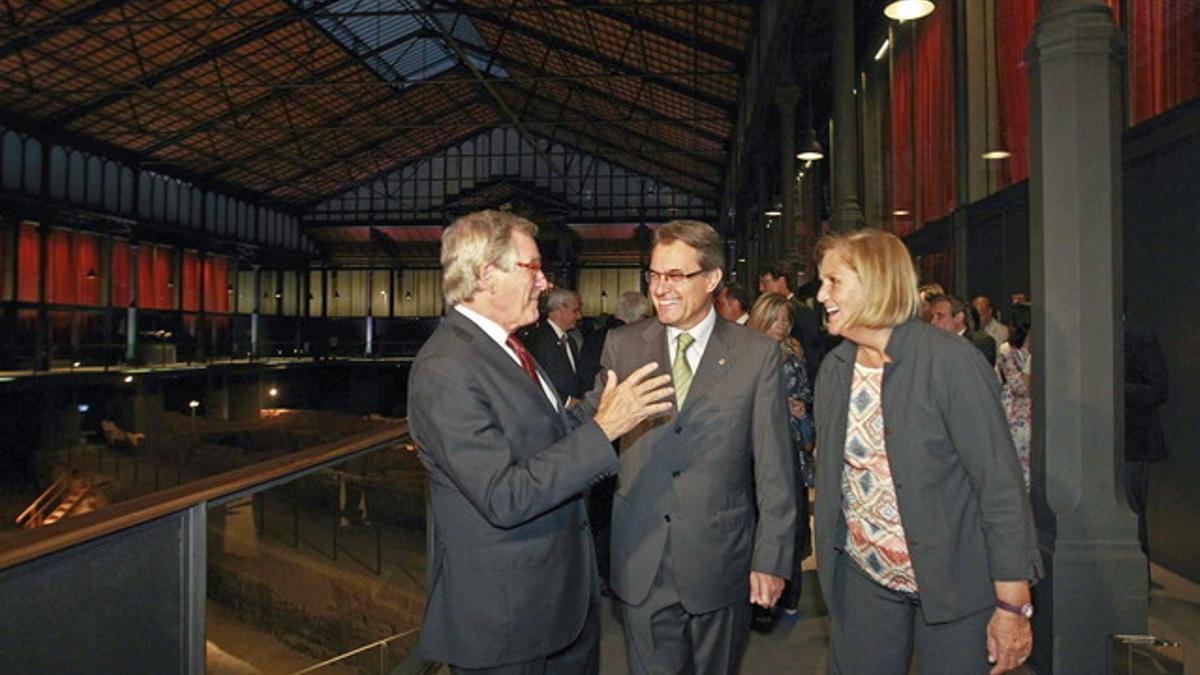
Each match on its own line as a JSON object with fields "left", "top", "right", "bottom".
{"left": 181, "top": 504, "right": 207, "bottom": 675}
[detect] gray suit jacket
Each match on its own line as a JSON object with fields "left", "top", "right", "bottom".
{"left": 813, "top": 319, "right": 1041, "bottom": 624}
{"left": 407, "top": 310, "right": 616, "bottom": 668}
{"left": 590, "top": 316, "right": 796, "bottom": 615}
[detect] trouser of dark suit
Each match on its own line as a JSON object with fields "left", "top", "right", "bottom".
{"left": 1123, "top": 459, "right": 1151, "bottom": 557}
{"left": 621, "top": 533, "right": 751, "bottom": 675}
{"left": 587, "top": 475, "right": 617, "bottom": 584}
{"left": 779, "top": 485, "right": 812, "bottom": 611}
{"left": 449, "top": 596, "right": 600, "bottom": 675}
{"left": 827, "top": 553, "right": 992, "bottom": 675}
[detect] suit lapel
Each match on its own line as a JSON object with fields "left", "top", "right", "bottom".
{"left": 639, "top": 318, "right": 671, "bottom": 379}
{"left": 445, "top": 312, "right": 560, "bottom": 420}
{"left": 677, "top": 320, "right": 735, "bottom": 413}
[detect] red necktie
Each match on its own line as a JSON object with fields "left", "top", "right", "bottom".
{"left": 506, "top": 334, "right": 540, "bottom": 385}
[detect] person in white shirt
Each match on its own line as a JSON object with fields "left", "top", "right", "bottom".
{"left": 973, "top": 295, "right": 1011, "bottom": 347}
{"left": 715, "top": 282, "right": 751, "bottom": 324}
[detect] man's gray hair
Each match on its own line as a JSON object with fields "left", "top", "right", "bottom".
{"left": 441, "top": 210, "right": 537, "bottom": 306}
{"left": 615, "top": 291, "right": 652, "bottom": 324}
{"left": 543, "top": 287, "right": 580, "bottom": 313}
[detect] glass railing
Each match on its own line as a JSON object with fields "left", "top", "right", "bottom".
{"left": 0, "top": 304, "right": 442, "bottom": 371}
{"left": 0, "top": 422, "right": 433, "bottom": 675}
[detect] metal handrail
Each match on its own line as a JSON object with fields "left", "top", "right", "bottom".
{"left": 15, "top": 471, "right": 75, "bottom": 528}
{"left": 290, "top": 627, "right": 422, "bottom": 674}
{"left": 0, "top": 422, "right": 410, "bottom": 572}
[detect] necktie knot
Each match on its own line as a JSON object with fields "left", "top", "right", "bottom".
{"left": 676, "top": 333, "right": 695, "bottom": 353}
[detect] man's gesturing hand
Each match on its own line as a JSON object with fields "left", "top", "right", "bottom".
{"left": 593, "top": 363, "right": 675, "bottom": 441}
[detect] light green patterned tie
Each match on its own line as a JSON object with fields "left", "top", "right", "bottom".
{"left": 672, "top": 332, "right": 695, "bottom": 408}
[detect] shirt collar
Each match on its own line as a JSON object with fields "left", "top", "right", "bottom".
{"left": 666, "top": 305, "right": 717, "bottom": 351}
{"left": 547, "top": 318, "right": 568, "bottom": 340}
{"left": 454, "top": 304, "right": 511, "bottom": 350}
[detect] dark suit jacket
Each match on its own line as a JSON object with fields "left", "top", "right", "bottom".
{"left": 813, "top": 319, "right": 1041, "bottom": 623}
{"left": 407, "top": 310, "right": 616, "bottom": 668}
{"left": 587, "top": 316, "right": 796, "bottom": 615}
{"left": 522, "top": 320, "right": 583, "bottom": 400}
{"left": 1125, "top": 328, "right": 1169, "bottom": 461}
{"left": 788, "top": 296, "right": 826, "bottom": 380}
{"left": 966, "top": 329, "right": 998, "bottom": 366}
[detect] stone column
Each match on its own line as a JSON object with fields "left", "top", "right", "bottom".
{"left": 830, "top": 0, "right": 865, "bottom": 233}
{"left": 1026, "top": 1, "right": 1146, "bottom": 672}
{"left": 777, "top": 86, "right": 800, "bottom": 265}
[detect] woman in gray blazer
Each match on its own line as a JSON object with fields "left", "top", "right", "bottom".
{"left": 811, "top": 229, "right": 1041, "bottom": 674}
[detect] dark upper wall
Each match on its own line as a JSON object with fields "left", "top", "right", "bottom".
{"left": 1123, "top": 100, "right": 1200, "bottom": 582}
{"left": 960, "top": 98, "right": 1200, "bottom": 583}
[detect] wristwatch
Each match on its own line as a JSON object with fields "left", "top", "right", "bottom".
{"left": 996, "top": 599, "right": 1034, "bottom": 619}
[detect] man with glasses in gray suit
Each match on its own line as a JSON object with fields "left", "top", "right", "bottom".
{"left": 589, "top": 220, "right": 796, "bottom": 674}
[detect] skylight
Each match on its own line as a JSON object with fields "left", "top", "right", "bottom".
{"left": 293, "top": 0, "right": 507, "bottom": 83}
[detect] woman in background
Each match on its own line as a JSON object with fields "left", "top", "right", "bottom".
{"left": 997, "top": 302, "right": 1033, "bottom": 490}
{"left": 748, "top": 292, "right": 813, "bottom": 619}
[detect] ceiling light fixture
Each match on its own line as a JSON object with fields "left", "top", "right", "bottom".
{"left": 981, "top": 150, "right": 1011, "bottom": 160}
{"left": 797, "top": 71, "right": 825, "bottom": 162}
{"left": 884, "top": 1, "right": 935, "bottom": 21}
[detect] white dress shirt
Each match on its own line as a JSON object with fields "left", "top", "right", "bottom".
{"left": 455, "top": 304, "right": 559, "bottom": 409}
{"left": 548, "top": 318, "right": 577, "bottom": 372}
{"left": 666, "top": 306, "right": 718, "bottom": 374}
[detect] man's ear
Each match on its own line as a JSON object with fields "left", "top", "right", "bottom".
{"left": 477, "top": 263, "right": 496, "bottom": 294}
{"left": 704, "top": 268, "right": 724, "bottom": 294}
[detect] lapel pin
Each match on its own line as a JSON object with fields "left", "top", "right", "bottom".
{"left": 718, "top": 358, "right": 727, "bottom": 366}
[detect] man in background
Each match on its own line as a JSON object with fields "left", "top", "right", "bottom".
{"left": 715, "top": 282, "right": 751, "bottom": 325}
{"left": 1124, "top": 326, "right": 1170, "bottom": 558}
{"left": 930, "top": 293, "right": 997, "bottom": 366}
{"left": 522, "top": 288, "right": 585, "bottom": 401}
{"left": 973, "top": 295, "right": 1011, "bottom": 347}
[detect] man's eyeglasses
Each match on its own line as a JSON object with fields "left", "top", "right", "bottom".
{"left": 514, "top": 260, "right": 543, "bottom": 274}
{"left": 644, "top": 268, "right": 708, "bottom": 285}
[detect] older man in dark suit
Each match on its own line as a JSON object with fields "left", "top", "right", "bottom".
{"left": 521, "top": 287, "right": 585, "bottom": 401}
{"left": 407, "top": 210, "right": 674, "bottom": 674}
{"left": 590, "top": 220, "right": 795, "bottom": 674}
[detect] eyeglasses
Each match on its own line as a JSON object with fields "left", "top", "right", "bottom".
{"left": 514, "top": 260, "right": 543, "bottom": 274}
{"left": 644, "top": 268, "right": 707, "bottom": 286}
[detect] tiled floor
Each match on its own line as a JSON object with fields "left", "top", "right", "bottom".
{"left": 596, "top": 564, "right": 1197, "bottom": 674}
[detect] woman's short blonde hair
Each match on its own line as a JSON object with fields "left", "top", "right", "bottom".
{"left": 814, "top": 228, "right": 920, "bottom": 329}
{"left": 747, "top": 292, "right": 792, "bottom": 335}
{"left": 441, "top": 210, "right": 537, "bottom": 306}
